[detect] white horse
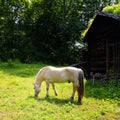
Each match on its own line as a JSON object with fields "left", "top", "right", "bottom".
{"left": 34, "top": 66, "right": 84, "bottom": 103}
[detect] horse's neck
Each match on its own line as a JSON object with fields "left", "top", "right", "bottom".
{"left": 35, "top": 68, "right": 45, "bottom": 86}
{"left": 35, "top": 78, "right": 42, "bottom": 87}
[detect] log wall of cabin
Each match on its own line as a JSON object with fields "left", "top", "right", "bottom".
{"left": 85, "top": 12, "right": 120, "bottom": 78}
{"left": 88, "top": 39, "right": 106, "bottom": 74}
{"left": 88, "top": 38, "right": 120, "bottom": 78}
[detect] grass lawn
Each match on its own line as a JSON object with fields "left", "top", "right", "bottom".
{"left": 0, "top": 62, "right": 120, "bottom": 120}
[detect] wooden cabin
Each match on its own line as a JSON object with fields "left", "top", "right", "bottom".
{"left": 84, "top": 12, "right": 120, "bottom": 79}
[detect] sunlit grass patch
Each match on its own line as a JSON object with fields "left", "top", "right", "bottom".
{"left": 0, "top": 62, "right": 120, "bottom": 120}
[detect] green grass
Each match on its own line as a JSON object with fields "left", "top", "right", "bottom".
{"left": 0, "top": 62, "right": 120, "bottom": 120}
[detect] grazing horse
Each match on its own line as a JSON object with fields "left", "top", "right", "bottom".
{"left": 34, "top": 66, "right": 84, "bottom": 103}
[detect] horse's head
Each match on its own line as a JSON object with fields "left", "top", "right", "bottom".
{"left": 33, "top": 83, "right": 41, "bottom": 97}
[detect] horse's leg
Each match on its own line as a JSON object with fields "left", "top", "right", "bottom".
{"left": 70, "top": 82, "right": 77, "bottom": 100}
{"left": 77, "top": 87, "right": 81, "bottom": 103}
{"left": 52, "top": 83, "right": 58, "bottom": 96}
{"left": 46, "top": 81, "right": 50, "bottom": 97}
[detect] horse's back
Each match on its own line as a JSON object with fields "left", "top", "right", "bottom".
{"left": 43, "top": 66, "right": 83, "bottom": 83}
{"left": 43, "top": 66, "right": 68, "bottom": 82}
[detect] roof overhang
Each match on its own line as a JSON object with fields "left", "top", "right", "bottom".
{"left": 84, "top": 12, "right": 120, "bottom": 42}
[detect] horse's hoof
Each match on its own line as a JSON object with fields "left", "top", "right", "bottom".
{"left": 77, "top": 101, "right": 82, "bottom": 105}
{"left": 55, "top": 93, "right": 58, "bottom": 96}
{"left": 70, "top": 96, "right": 74, "bottom": 100}
{"left": 34, "top": 94, "right": 38, "bottom": 97}
{"left": 45, "top": 95, "right": 49, "bottom": 98}
{"left": 77, "top": 102, "right": 82, "bottom": 105}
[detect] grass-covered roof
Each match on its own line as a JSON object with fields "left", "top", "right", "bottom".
{"left": 83, "top": 3, "right": 120, "bottom": 40}
{"left": 103, "top": 3, "right": 120, "bottom": 15}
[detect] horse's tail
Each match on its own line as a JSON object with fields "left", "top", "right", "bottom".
{"left": 77, "top": 70, "right": 84, "bottom": 103}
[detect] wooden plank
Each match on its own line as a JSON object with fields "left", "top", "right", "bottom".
{"left": 106, "top": 39, "right": 109, "bottom": 78}
{"left": 90, "top": 68, "right": 106, "bottom": 72}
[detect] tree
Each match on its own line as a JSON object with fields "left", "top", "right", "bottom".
{"left": 0, "top": 0, "right": 118, "bottom": 64}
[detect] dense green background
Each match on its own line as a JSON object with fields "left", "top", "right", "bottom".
{"left": 0, "top": 0, "right": 119, "bottom": 64}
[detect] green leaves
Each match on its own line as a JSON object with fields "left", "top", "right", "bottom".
{"left": 0, "top": 0, "right": 119, "bottom": 64}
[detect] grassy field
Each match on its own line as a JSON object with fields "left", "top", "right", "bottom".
{"left": 0, "top": 62, "right": 120, "bottom": 120}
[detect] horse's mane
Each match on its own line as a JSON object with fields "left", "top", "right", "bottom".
{"left": 35, "top": 67, "right": 47, "bottom": 83}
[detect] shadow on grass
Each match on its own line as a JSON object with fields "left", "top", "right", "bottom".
{"left": 28, "top": 95, "right": 82, "bottom": 105}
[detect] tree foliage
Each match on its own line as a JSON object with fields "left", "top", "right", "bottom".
{"left": 0, "top": 0, "right": 118, "bottom": 64}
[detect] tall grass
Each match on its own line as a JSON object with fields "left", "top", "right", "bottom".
{"left": 0, "top": 62, "right": 120, "bottom": 120}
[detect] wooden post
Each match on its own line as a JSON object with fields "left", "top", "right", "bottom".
{"left": 106, "top": 39, "right": 109, "bottom": 78}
